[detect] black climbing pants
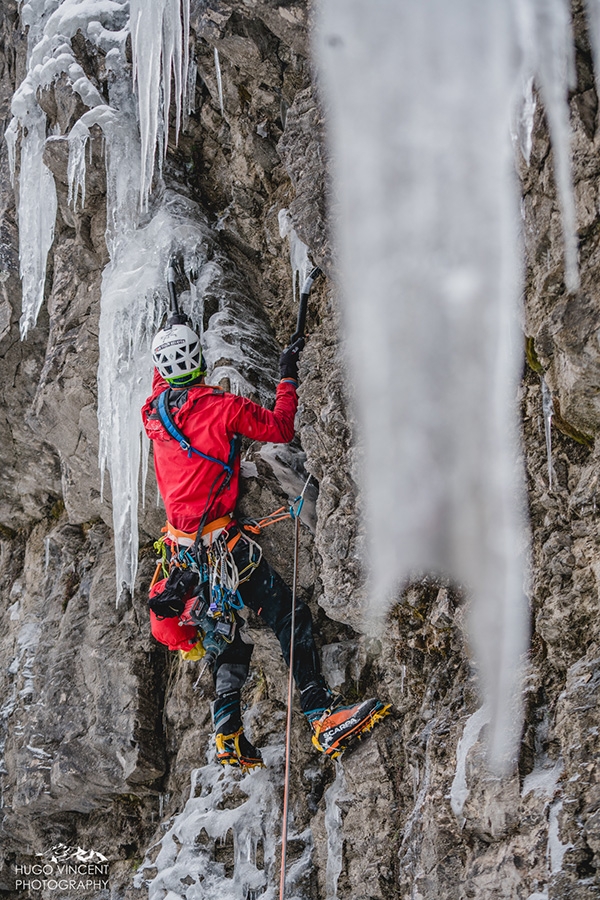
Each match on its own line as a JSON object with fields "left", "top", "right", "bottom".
{"left": 213, "top": 533, "right": 329, "bottom": 714}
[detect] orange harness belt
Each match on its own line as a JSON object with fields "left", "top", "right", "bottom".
{"left": 162, "top": 515, "right": 241, "bottom": 552}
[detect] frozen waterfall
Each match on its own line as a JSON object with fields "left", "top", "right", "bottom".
{"left": 313, "top": 0, "right": 583, "bottom": 770}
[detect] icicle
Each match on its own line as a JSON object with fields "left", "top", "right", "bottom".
{"left": 67, "top": 121, "right": 90, "bottom": 209}
{"left": 278, "top": 208, "right": 311, "bottom": 304}
{"left": 548, "top": 799, "right": 574, "bottom": 873}
{"left": 585, "top": 1, "right": 600, "bottom": 108}
{"left": 7, "top": 0, "right": 132, "bottom": 337}
{"left": 214, "top": 47, "right": 225, "bottom": 116}
{"left": 16, "top": 107, "right": 57, "bottom": 339}
{"left": 129, "top": 0, "right": 191, "bottom": 208}
{"left": 183, "top": 46, "right": 197, "bottom": 132}
{"left": 512, "top": 76, "right": 537, "bottom": 165}
{"left": 522, "top": 0, "right": 579, "bottom": 291}
{"left": 98, "top": 234, "right": 164, "bottom": 595}
{"left": 4, "top": 118, "right": 18, "bottom": 186}
{"left": 160, "top": 0, "right": 184, "bottom": 155}
{"left": 129, "top": 0, "right": 163, "bottom": 206}
{"left": 314, "top": 0, "right": 529, "bottom": 771}
{"left": 450, "top": 705, "right": 491, "bottom": 825}
{"left": 541, "top": 376, "right": 554, "bottom": 491}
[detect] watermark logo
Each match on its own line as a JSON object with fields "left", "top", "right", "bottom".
{"left": 15, "top": 845, "right": 109, "bottom": 894}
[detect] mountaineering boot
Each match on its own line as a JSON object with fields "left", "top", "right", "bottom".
{"left": 307, "top": 697, "right": 391, "bottom": 759}
{"left": 212, "top": 690, "right": 264, "bottom": 770}
{"left": 215, "top": 728, "right": 264, "bottom": 769}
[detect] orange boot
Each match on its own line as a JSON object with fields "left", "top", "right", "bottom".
{"left": 308, "top": 698, "right": 391, "bottom": 759}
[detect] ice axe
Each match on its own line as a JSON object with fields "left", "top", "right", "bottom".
{"left": 165, "top": 255, "right": 189, "bottom": 327}
{"left": 290, "top": 266, "right": 321, "bottom": 343}
{"left": 166, "top": 253, "right": 201, "bottom": 328}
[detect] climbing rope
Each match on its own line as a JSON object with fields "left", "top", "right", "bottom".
{"left": 279, "top": 475, "right": 311, "bottom": 900}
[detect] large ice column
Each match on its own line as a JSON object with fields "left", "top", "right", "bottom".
{"left": 314, "top": 0, "right": 529, "bottom": 769}
{"left": 6, "top": 0, "right": 199, "bottom": 596}
{"left": 97, "top": 195, "right": 212, "bottom": 597}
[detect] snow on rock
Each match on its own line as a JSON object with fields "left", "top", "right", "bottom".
{"left": 135, "top": 737, "right": 311, "bottom": 900}
{"left": 548, "top": 799, "right": 573, "bottom": 874}
{"left": 521, "top": 758, "right": 563, "bottom": 801}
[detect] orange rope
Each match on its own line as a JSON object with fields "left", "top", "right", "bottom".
{"left": 279, "top": 511, "right": 300, "bottom": 900}
{"left": 243, "top": 507, "right": 292, "bottom": 535}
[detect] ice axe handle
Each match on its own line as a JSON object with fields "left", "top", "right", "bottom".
{"left": 166, "top": 257, "right": 189, "bottom": 326}
{"left": 167, "top": 259, "right": 179, "bottom": 315}
{"left": 291, "top": 266, "right": 321, "bottom": 343}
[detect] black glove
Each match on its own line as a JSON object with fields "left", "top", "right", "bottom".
{"left": 279, "top": 337, "right": 305, "bottom": 380}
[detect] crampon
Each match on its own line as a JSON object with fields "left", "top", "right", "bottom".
{"left": 310, "top": 698, "right": 391, "bottom": 759}
{"left": 215, "top": 727, "right": 265, "bottom": 770}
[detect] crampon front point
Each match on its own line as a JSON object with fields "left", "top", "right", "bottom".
{"left": 311, "top": 698, "right": 392, "bottom": 759}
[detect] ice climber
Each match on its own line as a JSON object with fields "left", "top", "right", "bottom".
{"left": 142, "top": 317, "right": 390, "bottom": 769}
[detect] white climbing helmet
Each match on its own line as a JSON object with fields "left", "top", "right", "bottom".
{"left": 151, "top": 323, "right": 206, "bottom": 385}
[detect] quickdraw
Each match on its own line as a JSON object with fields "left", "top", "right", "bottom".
{"left": 205, "top": 528, "right": 262, "bottom": 617}
{"left": 240, "top": 484, "right": 307, "bottom": 535}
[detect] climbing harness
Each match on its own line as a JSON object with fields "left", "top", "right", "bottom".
{"left": 149, "top": 514, "right": 261, "bottom": 673}
{"left": 279, "top": 475, "right": 311, "bottom": 900}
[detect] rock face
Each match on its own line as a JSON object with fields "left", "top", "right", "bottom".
{"left": 1, "top": 2, "right": 600, "bottom": 899}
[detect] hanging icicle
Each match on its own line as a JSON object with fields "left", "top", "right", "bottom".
{"left": 314, "top": 0, "right": 530, "bottom": 771}
{"left": 541, "top": 376, "right": 554, "bottom": 491}
{"left": 214, "top": 47, "right": 225, "bottom": 116}
{"left": 129, "top": 0, "right": 191, "bottom": 208}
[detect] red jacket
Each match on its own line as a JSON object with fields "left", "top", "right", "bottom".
{"left": 141, "top": 370, "right": 298, "bottom": 533}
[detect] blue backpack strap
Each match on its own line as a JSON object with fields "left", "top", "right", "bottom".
{"left": 156, "top": 389, "right": 234, "bottom": 472}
